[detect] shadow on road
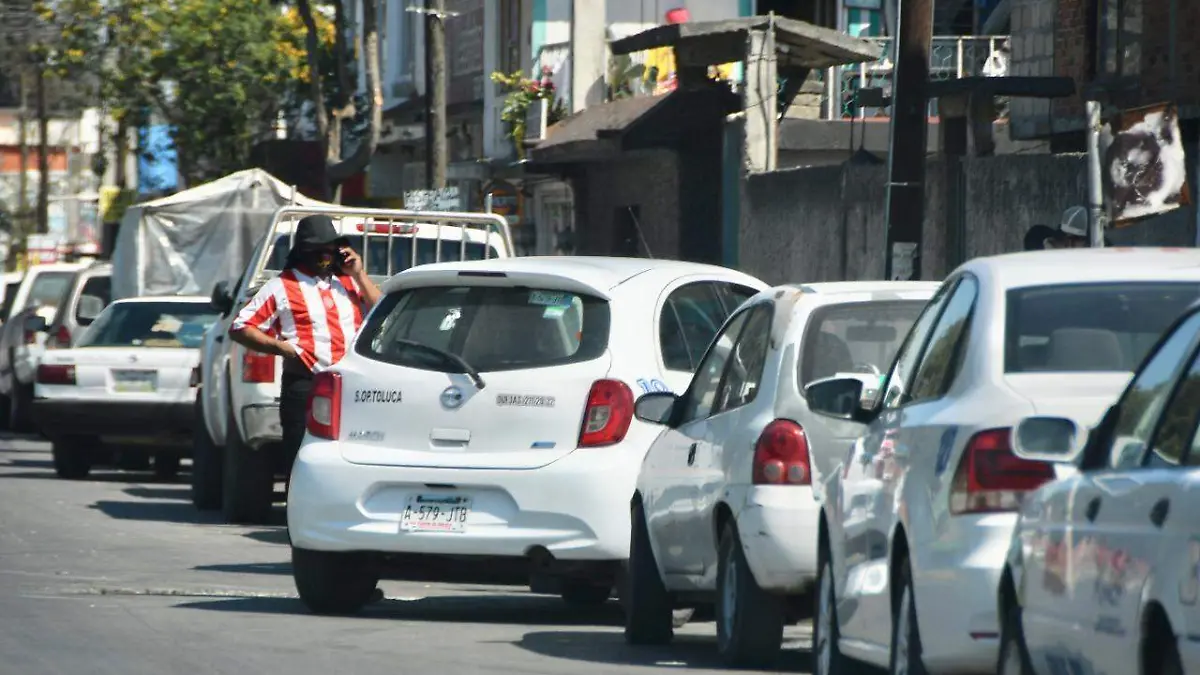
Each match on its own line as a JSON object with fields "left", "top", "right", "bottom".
{"left": 515, "top": 630, "right": 814, "bottom": 672}
{"left": 194, "top": 561, "right": 292, "bottom": 576}
{"left": 0, "top": 468, "right": 181, "bottom": 483}
{"left": 176, "top": 593, "right": 626, "bottom": 626}
{"left": 124, "top": 486, "right": 192, "bottom": 501}
{"left": 4, "top": 458, "right": 53, "bottom": 469}
{"left": 89, "top": 499, "right": 225, "bottom": 524}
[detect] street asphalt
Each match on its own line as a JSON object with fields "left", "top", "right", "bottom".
{"left": 0, "top": 434, "right": 820, "bottom": 675}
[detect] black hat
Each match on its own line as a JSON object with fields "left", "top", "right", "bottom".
{"left": 293, "top": 214, "right": 345, "bottom": 248}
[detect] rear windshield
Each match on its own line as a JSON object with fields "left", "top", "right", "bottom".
{"left": 265, "top": 234, "right": 502, "bottom": 275}
{"left": 1005, "top": 282, "right": 1200, "bottom": 373}
{"left": 800, "top": 300, "right": 926, "bottom": 387}
{"left": 78, "top": 302, "right": 220, "bottom": 349}
{"left": 24, "top": 271, "right": 75, "bottom": 312}
{"left": 357, "top": 286, "right": 611, "bottom": 373}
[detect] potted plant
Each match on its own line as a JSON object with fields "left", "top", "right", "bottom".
{"left": 490, "top": 67, "right": 568, "bottom": 158}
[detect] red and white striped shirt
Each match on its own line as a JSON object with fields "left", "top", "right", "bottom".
{"left": 231, "top": 268, "right": 367, "bottom": 372}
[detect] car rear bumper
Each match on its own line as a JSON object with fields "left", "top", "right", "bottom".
{"left": 732, "top": 485, "right": 821, "bottom": 593}
{"left": 31, "top": 398, "right": 193, "bottom": 442}
{"left": 912, "top": 512, "right": 1016, "bottom": 674}
{"left": 287, "top": 438, "right": 641, "bottom": 563}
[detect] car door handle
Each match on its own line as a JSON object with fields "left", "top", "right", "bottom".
{"left": 1085, "top": 497, "right": 1101, "bottom": 522}
{"left": 1149, "top": 498, "right": 1170, "bottom": 528}
{"left": 687, "top": 443, "right": 697, "bottom": 466}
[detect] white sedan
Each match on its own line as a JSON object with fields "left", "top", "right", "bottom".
{"left": 1000, "top": 298, "right": 1200, "bottom": 675}
{"left": 32, "top": 296, "right": 219, "bottom": 480}
{"left": 286, "top": 256, "right": 767, "bottom": 614}
{"left": 806, "top": 248, "right": 1200, "bottom": 675}
{"left": 625, "top": 281, "right": 938, "bottom": 667}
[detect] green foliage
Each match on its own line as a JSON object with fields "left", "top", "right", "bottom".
{"left": 490, "top": 68, "right": 568, "bottom": 158}
{"left": 36, "top": 0, "right": 320, "bottom": 184}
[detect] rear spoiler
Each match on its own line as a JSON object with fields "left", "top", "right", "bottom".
{"left": 248, "top": 205, "right": 515, "bottom": 286}
{"left": 381, "top": 267, "right": 614, "bottom": 301}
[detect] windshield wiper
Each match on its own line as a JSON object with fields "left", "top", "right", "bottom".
{"left": 394, "top": 339, "right": 486, "bottom": 390}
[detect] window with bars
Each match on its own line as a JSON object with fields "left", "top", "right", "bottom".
{"left": 1096, "top": 0, "right": 1143, "bottom": 78}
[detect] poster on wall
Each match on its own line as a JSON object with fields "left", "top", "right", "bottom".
{"left": 1101, "top": 103, "right": 1192, "bottom": 227}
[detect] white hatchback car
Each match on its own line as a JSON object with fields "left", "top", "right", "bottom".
{"left": 1000, "top": 299, "right": 1200, "bottom": 675}
{"left": 31, "top": 296, "right": 220, "bottom": 480}
{"left": 806, "top": 248, "right": 1200, "bottom": 675}
{"left": 625, "top": 281, "right": 938, "bottom": 667}
{"left": 286, "top": 256, "right": 766, "bottom": 614}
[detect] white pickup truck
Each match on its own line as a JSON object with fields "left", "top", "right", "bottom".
{"left": 192, "top": 205, "right": 514, "bottom": 524}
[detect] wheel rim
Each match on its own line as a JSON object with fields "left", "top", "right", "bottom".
{"left": 816, "top": 564, "right": 834, "bottom": 675}
{"left": 720, "top": 548, "right": 737, "bottom": 640}
{"left": 893, "top": 586, "right": 911, "bottom": 675}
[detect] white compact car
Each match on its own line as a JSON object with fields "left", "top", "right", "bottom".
{"left": 32, "top": 296, "right": 220, "bottom": 480}
{"left": 806, "top": 248, "right": 1200, "bottom": 675}
{"left": 1000, "top": 299, "right": 1200, "bottom": 675}
{"left": 286, "top": 256, "right": 767, "bottom": 614}
{"left": 625, "top": 281, "right": 938, "bottom": 667}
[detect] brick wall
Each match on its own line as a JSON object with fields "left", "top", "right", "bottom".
{"left": 1013, "top": 0, "right": 1200, "bottom": 140}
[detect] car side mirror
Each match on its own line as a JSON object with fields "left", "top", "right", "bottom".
{"left": 1012, "top": 416, "right": 1088, "bottom": 465}
{"left": 23, "top": 314, "right": 47, "bottom": 335}
{"left": 77, "top": 294, "right": 105, "bottom": 324}
{"left": 806, "top": 375, "right": 875, "bottom": 422}
{"left": 210, "top": 280, "right": 234, "bottom": 315}
{"left": 634, "top": 392, "right": 678, "bottom": 426}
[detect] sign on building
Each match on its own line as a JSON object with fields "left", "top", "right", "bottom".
{"left": 404, "top": 187, "right": 462, "bottom": 212}
{"left": 1101, "top": 103, "right": 1192, "bottom": 226}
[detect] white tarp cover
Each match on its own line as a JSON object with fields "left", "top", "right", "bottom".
{"left": 111, "top": 168, "right": 328, "bottom": 300}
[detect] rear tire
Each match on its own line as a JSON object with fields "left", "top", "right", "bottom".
{"left": 191, "top": 397, "right": 223, "bottom": 510}
{"left": 52, "top": 436, "right": 91, "bottom": 479}
{"left": 889, "top": 559, "right": 928, "bottom": 675}
{"left": 153, "top": 452, "right": 181, "bottom": 481}
{"left": 291, "top": 546, "right": 378, "bottom": 615}
{"left": 221, "top": 401, "right": 273, "bottom": 525}
{"left": 9, "top": 380, "right": 33, "bottom": 433}
{"left": 998, "top": 603, "right": 1034, "bottom": 675}
{"left": 561, "top": 580, "right": 612, "bottom": 606}
{"left": 623, "top": 502, "right": 675, "bottom": 645}
{"left": 814, "top": 536, "right": 867, "bottom": 675}
{"left": 715, "top": 522, "right": 785, "bottom": 669}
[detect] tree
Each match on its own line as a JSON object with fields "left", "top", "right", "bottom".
{"left": 293, "top": 0, "right": 381, "bottom": 201}
{"left": 37, "top": 0, "right": 317, "bottom": 185}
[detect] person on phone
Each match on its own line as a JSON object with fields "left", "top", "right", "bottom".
{"left": 229, "top": 214, "right": 383, "bottom": 479}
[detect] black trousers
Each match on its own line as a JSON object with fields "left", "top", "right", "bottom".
{"left": 280, "top": 370, "right": 313, "bottom": 469}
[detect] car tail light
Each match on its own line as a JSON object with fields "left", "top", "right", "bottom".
{"left": 46, "top": 325, "right": 71, "bottom": 350}
{"left": 753, "top": 420, "right": 811, "bottom": 485}
{"left": 307, "top": 371, "right": 342, "bottom": 440}
{"left": 241, "top": 349, "right": 276, "bottom": 383}
{"left": 578, "top": 379, "right": 634, "bottom": 447}
{"left": 37, "top": 364, "right": 75, "bottom": 385}
{"left": 949, "top": 428, "right": 1057, "bottom": 515}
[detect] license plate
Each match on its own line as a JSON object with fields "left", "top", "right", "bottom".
{"left": 400, "top": 494, "right": 472, "bottom": 533}
{"left": 112, "top": 369, "right": 157, "bottom": 392}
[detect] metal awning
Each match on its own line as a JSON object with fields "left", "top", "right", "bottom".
{"left": 608, "top": 15, "right": 879, "bottom": 70}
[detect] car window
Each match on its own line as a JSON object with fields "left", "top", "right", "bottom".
{"left": 880, "top": 280, "right": 956, "bottom": 409}
{"left": 1005, "top": 282, "right": 1200, "bottom": 373}
{"left": 266, "top": 234, "right": 500, "bottom": 275}
{"left": 908, "top": 276, "right": 978, "bottom": 402}
{"left": 23, "top": 271, "right": 75, "bottom": 312}
{"left": 799, "top": 300, "right": 926, "bottom": 389}
{"left": 712, "top": 304, "right": 772, "bottom": 416}
{"left": 1105, "top": 311, "right": 1200, "bottom": 470}
{"left": 679, "top": 309, "right": 751, "bottom": 424}
{"left": 660, "top": 282, "right": 734, "bottom": 372}
{"left": 357, "top": 286, "right": 608, "bottom": 373}
{"left": 78, "top": 302, "right": 220, "bottom": 349}
{"left": 721, "top": 283, "right": 759, "bottom": 312}
{"left": 75, "top": 275, "right": 112, "bottom": 321}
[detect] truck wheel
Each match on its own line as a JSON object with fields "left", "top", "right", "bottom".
{"left": 52, "top": 436, "right": 91, "bottom": 479}
{"left": 221, "top": 402, "right": 273, "bottom": 524}
{"left": 153, "top": 452, "right": 180, "bottom": 481}
{"left": 191, "top": 397, "right": 223, "bottom": 510}
{"left": 292, "top": 546, "right": 378, "bottom": 615}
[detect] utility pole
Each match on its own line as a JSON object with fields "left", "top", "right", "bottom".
{"left": 423, "top": 0, "right": 447, "bottom": 189}
{"left": 1085, "top": 99, "right": 1108, "bottom": 247}
{"left": 882, "top": 0, "right": 934, "bottom": 280}
{"left": 35, "top": 65, "right": 49, "bottom": 235}
{"left": 17, "top": 72, "right": 29, "bottom": 236}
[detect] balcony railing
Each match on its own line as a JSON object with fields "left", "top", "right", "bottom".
{"left": 821, "top": 35, "right": 1008, "bottom": 120}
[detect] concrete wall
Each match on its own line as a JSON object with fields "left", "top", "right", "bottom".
{"left": 572, "top": 150, "right": 681, "bottom": 256}
{"left": 739, "top": 152, "right": 1199, "bottom": 286}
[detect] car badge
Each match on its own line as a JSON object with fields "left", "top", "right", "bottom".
{"left": 440, "top": 386, "right": 465, "bottom": 409}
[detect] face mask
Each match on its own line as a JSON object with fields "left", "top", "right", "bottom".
{"left": 303, "top": 248, "right": 336, "bottom": 273}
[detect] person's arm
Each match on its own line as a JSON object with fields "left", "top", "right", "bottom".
{"left": 228, "top": 281, "right": 299, "bottom": 361}
{"left": 339, "top": 246, "right": 383, "bottom": 308}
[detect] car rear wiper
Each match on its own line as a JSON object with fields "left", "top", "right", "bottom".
{"left": 394, "top": 338, "right": 486, "bottom": 390}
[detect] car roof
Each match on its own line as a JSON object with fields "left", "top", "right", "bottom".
{"left": 111, "top": 295, "right": 211, "bottom": 305}
{"left": 784, "top": 281, "right": 942, "bottom": 295}
{"left": 383, "top": 256, "right": 761, "bottom": 295}
{"left": 962, "top": 248, "right": 1200, "bottom": 289}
